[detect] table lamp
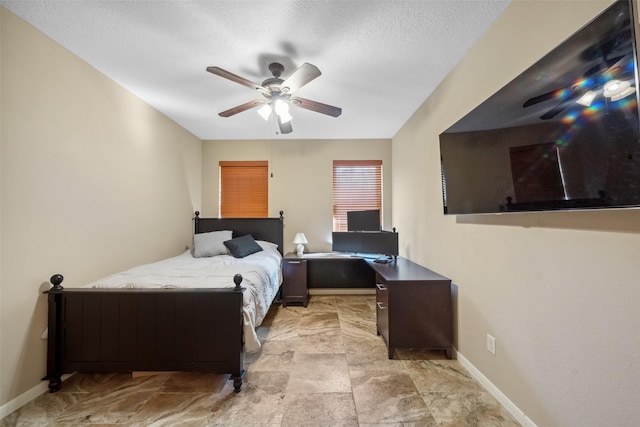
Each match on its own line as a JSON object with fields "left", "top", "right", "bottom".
{"left": 292, "top": 233, "right": 308, "bottom": 256}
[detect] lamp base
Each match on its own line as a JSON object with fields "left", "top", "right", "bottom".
{"left": 296, "top": 243, "right": 304, "bottom": 256}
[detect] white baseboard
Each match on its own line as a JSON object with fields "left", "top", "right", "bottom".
{"left": 456, "top": 352, "right": 537, "bottom": 427}
{"left": 0, "top": 374, "right": 73, "bottom": 420}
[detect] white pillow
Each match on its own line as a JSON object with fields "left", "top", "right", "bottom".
{"left": 193, "top": 230, "right": 232, "bottom": 258}
{"left": 257, "top": 240, "right": 280, "bottom": 253}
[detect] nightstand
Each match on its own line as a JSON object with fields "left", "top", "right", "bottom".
{"left": 282, "top": 253, "right": 310, "bottom": 307}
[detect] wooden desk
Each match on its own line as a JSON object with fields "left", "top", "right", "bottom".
{"left": 368, "top": 257, "right": 453, "bottom": 359}
{"left": 282, "top": 253, "right": 453, "bottom": 359}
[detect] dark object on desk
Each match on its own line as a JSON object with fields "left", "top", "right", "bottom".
{"left": 373, "top": 258, "right": 390, "bottom": 264}
{"left": 332, "top": 229, "right": 398, "bottom": 257}
{"left": 347, "top": 209, "right": 381, "bottom": 231}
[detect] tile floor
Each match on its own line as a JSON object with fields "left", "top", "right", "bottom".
{"left": 1, "top": 295, "right": 521, "bottom": 426}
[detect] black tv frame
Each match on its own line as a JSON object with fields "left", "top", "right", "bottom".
{"left": 439, "top": 0, "right": 640, "bottom": 215}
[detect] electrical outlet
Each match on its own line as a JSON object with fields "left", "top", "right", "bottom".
{"left": 486, "top": 334, "right": 496, "bottom": 355}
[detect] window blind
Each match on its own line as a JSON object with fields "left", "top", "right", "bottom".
{"left": 332, "top": 160, "right": 382, "bottom": 232}
{"left": 219, "top": 161, "right": 268, "bottom": 218}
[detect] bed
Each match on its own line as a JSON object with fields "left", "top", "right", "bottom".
{"left": 43, "top": 211, "right": 284, "bottom": 393}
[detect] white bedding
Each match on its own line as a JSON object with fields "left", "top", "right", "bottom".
{"left": 85, "top": 241, "right": 282, "bottom": 352}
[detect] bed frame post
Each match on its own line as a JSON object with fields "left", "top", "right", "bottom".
{"left": 41, "top": 274, "right": 64, "bottom": 392}
{"left": 233, "top": 274, "right": 243, "bottom": 290}
{"left": 194, "top": 211, "right": 200, "bottom": 234}
{"left": 230, "top": 273, "right": 246, "bottom": 392}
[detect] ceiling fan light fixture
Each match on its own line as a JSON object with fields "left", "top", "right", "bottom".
{"left": 274, "top": 99, "right": 289, "bottom": 115}
{"left": 603, "top": 79, "right": 630, "bottom": 98}
{"left": 273, "top": 98, "right": 292, "bottom": 123}
{"left": 257, "top": 104, "right": 272, "bottom": 121}
{"left": 576, "top": 90, "right": 597, "bottom": 107}
{"left": 610, "top": 86, "right": 635, "bottom": 101}
{"left": 279, "top": 110, "right": 293, "bottom": 124}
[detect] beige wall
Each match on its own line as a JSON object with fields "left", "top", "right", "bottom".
{"left": 4, "top": 0, "right": 640, "bottom": 424}
{"left": 0, "top": 8, "right": 201, "bottom": 407}
{"left": 393, "top": 1, "right": 640, "bottom": 426}
{"left": 201, "top": 139, "right": 392, "bottom": 254}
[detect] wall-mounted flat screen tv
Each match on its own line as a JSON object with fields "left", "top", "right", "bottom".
{"left": 347, "top": 209, "right": 381, "bottom": 231}
{"left": 439, "top": 0, "right": 640, "bottom": 215}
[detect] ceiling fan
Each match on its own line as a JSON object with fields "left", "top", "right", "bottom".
{"left": 206, "top": 62, "right": 342, "bottom": 134}
{"left": 522, "top": 55, "right": 635, "bottom": 120}
{"left": 522, "top": 30, "right": 636, "bottom": 120}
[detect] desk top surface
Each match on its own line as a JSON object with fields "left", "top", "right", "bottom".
{"left": 284, "top": 252, "right": 450, "bottom": 283}
{"left": 368, "top": 257, "right": 450, "bottom": 283}
{"left": 284, "top": 252, "right": 365, "bottom": 260}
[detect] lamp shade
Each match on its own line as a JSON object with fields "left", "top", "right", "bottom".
{"left": 292, "top": 233, "right": 308, "bottom": 256}
{"left": 292, "top": 233, "right": 308, "bottom": 244}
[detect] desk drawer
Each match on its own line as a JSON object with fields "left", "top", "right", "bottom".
{"left": 375, "top": 276, "right": 389, "bottom": 342}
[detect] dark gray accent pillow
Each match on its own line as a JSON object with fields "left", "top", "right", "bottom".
{"left": 224, "top": 234, "right": 264, "bottom": 258}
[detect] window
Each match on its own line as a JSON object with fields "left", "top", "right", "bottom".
{"left": 219, "top": 161, "right": 268, "bottom": 218}
{"left": 332, "top": 160, "right": 382, "bottom": 231}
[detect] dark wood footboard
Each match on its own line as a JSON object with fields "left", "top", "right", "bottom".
{"left": 43, "top": 274, "right": 246, "bottom": 393}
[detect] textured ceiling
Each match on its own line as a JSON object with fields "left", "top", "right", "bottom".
{"left": 1, "top": 0, "right": 510, "bottom": 140}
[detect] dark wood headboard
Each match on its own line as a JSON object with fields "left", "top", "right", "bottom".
{"left": 193, "top": 211, "right": 285, "bottom": 255}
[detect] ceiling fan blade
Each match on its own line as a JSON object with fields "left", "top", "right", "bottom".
{"left": 525, "top": 54, "right": 631, "bottom": 109}
{"left": 540, "top": 96, "right": 577, "bottom": 120}
{"left": 277, "top": 116, "right": 293, "bottom": 134}
{"left": 523, "top": 89, "right": 566, "bottom": 108}
{"left": 586, "top": 54, "right": 626, "bottom": 76}
{"left": 281, "top": 63, "right": 321, "bottom": 94}
{"left": 219, "top": 99, "right": 266, "bottom": 117}
{"left": 291, "top": 97, "right": 342, "bottom": 117}
{"left": 207, "top": 66, "right": 266, "bottom": 93}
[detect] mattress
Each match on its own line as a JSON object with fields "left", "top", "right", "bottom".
{"left": 85, "top": 240, "right": 282, "bottom": 352}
